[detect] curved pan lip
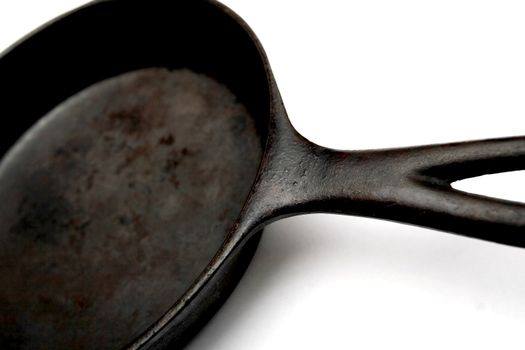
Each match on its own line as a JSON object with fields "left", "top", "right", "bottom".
{"left": 129, "top": 2, "right": 280, "bottom": 348}
{"left": 0, "top": 0, "right": 279, "bottom": 348}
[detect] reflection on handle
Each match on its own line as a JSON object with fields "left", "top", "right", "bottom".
{"left": 318, "top": 136, "right": 525, "bottom": 247}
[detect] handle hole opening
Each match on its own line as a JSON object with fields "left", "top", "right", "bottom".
{"left": 452, "top": 170, "right": 525, "bottom": 204}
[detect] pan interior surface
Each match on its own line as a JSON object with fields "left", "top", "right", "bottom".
{"left": 0, "top": 68, "right": 263, "bottom": 349}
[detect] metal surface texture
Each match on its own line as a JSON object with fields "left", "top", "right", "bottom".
{"left": 0, "top": 0, "right": 524, "bottom": 349}
{"left": 0, "top": 69, "right": 262, "bottom": 349}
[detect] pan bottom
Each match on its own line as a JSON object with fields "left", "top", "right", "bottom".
{"left": 0, "top": 68, "right": 263, "bottom": 349}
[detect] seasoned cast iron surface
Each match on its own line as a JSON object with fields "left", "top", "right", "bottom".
{"left": 0, "top": 68, "right": 262, "bottom": 349}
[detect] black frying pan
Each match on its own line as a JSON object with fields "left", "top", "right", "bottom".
{"left": 0, "top": 1, "right": 524, "bottom": 349}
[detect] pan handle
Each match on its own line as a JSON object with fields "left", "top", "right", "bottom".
{"left": 300, "top": 136, "right": 525, "bottom": 247}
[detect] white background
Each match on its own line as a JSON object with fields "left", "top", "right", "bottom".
{"left": 1, "top": 1, "right": 525, "bottom": 349}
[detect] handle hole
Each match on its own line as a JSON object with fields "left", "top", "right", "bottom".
{"left": 452, "top": 170, "right": 525, "bottom": 204}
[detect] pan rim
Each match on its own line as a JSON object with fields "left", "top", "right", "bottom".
{"left": 0, "top": 0, "right": 278, "bottom": 348}
{"left": 127, "top": 1, "right": 279, "bottom": 348}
